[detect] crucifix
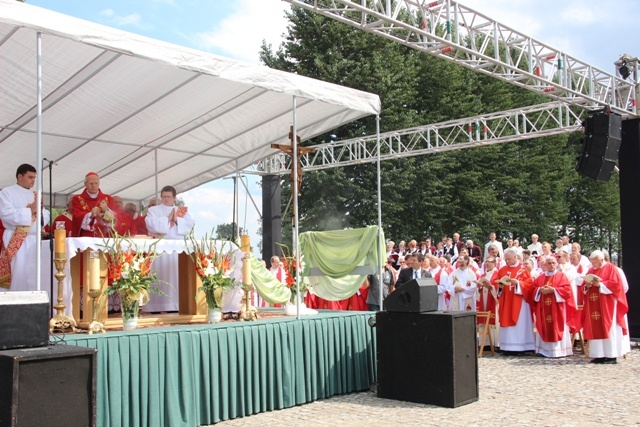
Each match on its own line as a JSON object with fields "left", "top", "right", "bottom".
{"left": 271, "top": 126, "right": 316, "bottom": 225}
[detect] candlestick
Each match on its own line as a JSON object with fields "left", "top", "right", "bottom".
{"left": 49, "top": 253, "right": 77, "bottom": 333}
{"left": 54, "top": 221, "right": 65, "bottom": 254}
{"left": 89, "top": 250, "right": 101, "bottom": 291}
{"left": 240, "top": 252, "right": 258, "bottom": 321}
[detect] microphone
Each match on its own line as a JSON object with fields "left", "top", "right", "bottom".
{"left": 42, "top": 157, "right": 58, "bottom": 166}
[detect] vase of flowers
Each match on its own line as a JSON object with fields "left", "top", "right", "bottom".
{"left": 278, "top": 243, "right": 313, "bottom": 316}
{"left": 187, "top": 231, "right": 237, "bottom": 323}
{"left": 102, "top": 234, "right": 164, "bottom": 330}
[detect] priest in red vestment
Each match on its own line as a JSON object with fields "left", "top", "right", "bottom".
{"left": 579, "top": 250, "right": 629, "bottom": 364}
{"left": 532, "top": 256, "right": 577, "bottom": 357}
{"left": 493, "top": 248, "right": 535, "bottom": 354}
{"left": 51, "top": 199, "right": 74, "bottom": 237}
{"left": 71, "top": 172, "right": 119, "bottom": 237}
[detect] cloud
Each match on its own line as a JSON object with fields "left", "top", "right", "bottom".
{"left": 191, "top": 0, "right": 289, "bottom": 63}
{"left": 99, "top": 8, "right": 146, "bottom": 29}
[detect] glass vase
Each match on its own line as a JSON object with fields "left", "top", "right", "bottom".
{"left": 121, "top": 298, "right": 139, "bottom": 331}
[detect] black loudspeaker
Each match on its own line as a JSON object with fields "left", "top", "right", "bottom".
{"left": 376, "top": 311, "right": 478, "bottom": 408}
{"left": 620, "top": 118, "right": 640, "bottom": 338}
{"left": 0, "top": 345, "right": 97, "bottom": 427}
{"left": 0, "top": 291, "right": 49, "bottom": 350}
{"left": 576, "top": 110, "right": 622, "bottom": 181}
{"left": 383, "top": 278, "right": 438, "bottom": 313}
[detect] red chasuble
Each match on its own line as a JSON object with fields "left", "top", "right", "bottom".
{"left": 71, "top": 190, "right": 119, "bottom": 237}
{"left": 533, "top": 272, "right": 577, "bottom": 342}
{"left": 494, "top": 263, "right": 533, "bottom": 327}
{"left": 477, "top": 269, "right": 498, "bottom": 325}
{"left": 581, "top": 262, "right": 628, "bottom": 340}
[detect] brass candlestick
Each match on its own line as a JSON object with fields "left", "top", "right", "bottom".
{"left": 49, "top": 253, "right": 77, "bottom": 332}
{"left": 87, "top": 288, "right": 105, "bottom": 334}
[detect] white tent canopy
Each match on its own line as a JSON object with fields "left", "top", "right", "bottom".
{"left": 0, "top": 0, "right": 380, "bottom": 203}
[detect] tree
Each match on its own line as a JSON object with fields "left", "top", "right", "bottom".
{"left": 215, "top": 222, "right": 245, "bottom": 240}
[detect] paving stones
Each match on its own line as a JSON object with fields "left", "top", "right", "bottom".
{"left": 213, "top": 345, "right": 640, "bottom": 427}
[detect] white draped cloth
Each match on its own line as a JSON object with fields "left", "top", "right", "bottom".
{"left": 143, "top": 204, "right": 195, "bottom": 312}
{"left": 0, "top": 184, "right": 50, "bottom": 291}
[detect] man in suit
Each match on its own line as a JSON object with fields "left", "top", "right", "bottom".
{"left": 395, "top": 253, "right": 432, "bottom": 287}
{"left": 465, "top": 239, "right": 483, "bottom": 265}
{"left": 453, "top": 232, "right": 465, "bottom": 254}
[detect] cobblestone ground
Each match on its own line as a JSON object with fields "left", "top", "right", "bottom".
{"left": 214, "top": 344, "right": 640, "bottom": 427}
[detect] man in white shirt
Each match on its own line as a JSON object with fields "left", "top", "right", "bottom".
{"left": 144, "top": 185, "right": 195, "bottom": 312}
{"left": 484, "top": 232, "right": 504, "bottom": 259}
{"left": 527, "top": 234, "right": 543, "bottom": 257}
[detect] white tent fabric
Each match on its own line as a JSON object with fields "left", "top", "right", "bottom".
{"left": 0, "top": 0, "right": 380, "bottom": 202}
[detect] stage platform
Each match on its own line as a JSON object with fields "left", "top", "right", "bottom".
{"left": 64, "top": 310, "right": 376, "bottom": 427}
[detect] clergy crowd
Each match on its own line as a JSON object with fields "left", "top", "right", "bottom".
{"left": 383, "top": 233, "right": 630, "bottom": 363}
{"left": 0, "top": 164, "right": 631, "bottom": 364}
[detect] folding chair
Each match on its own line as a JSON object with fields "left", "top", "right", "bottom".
{"left": 476, "top": 311, "right": 494, "bottom": 357}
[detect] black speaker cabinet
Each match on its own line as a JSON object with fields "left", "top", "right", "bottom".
{"left": 576, "top": 110, "right": 622, "bottom": 181}
{"left": 383, "top": 278, "right": 438, "bottom": 313}
{"left": 0, "top": 345, "right": 97, "bottom": 427}
{"left": 376, "top": 311, "right": 478, "bottom": 408}
{"left": 0, "top": 291, "right": 49, "bottom": 350}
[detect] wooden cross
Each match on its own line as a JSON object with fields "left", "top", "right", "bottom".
{"left": 271, "top": 126, "right": 316, "bottom": 196}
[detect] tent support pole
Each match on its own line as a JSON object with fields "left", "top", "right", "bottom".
{"left": 376, "top": 115, "right": 383, "bottom": 311}
{"left": 35, "top": 31, "right": 43, "bottom": 292}
{"left": 292, "top": 96, "right": 301, "bottom": 320}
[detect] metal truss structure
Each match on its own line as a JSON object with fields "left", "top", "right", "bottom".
{"left": 251, "top": 101, "right": 583, "bottom": 175}
{"left": 249, "top": 0, "right": 638, "bottom": 175}
{"left": 284, "top": 0, "right": 638, "bottom": 117}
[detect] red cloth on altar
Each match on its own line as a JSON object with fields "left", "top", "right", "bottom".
{"left": 533, "top": 272, "right": 577, "bottom": 342}
{"left": 477, "top": 269, "right": 498, "bottom": 325}
{"left": 71, "top": 190, "right": 119, "bottom": 237}
{"left": 51, "top": 212, "right": 74, "bottom": 237}
{"left": 494, "top": 263, "right": 533, "bottom": 327}
{"left": 580, "top": 262, "right": 628, "bottom": 340}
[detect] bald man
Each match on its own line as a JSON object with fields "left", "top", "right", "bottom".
{"left": 71, "top": 172, "right": 118, "bottom": 237}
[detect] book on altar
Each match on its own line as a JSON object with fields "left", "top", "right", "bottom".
{"left": 580, "top": 274, "right": 600, "bottom": 284}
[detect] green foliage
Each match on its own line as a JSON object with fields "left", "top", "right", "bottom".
{"left": 261, "top": 5, "right": 620, "bottom": 253}
{"left": 215, "top": 222, "right": 245, "bottom": 239}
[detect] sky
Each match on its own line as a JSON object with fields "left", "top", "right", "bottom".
{"left": 25, "top": 0, "right": 640, "bottom": 256}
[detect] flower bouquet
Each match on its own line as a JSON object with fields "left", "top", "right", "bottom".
{"left": 101, "top": 233, "right": 164, "bottom": 330}
{"left": 277, "top": 243, "right": 316, "bottom": 316}
{"left": 186, "top": 230, "right": 238, "bottom": 322}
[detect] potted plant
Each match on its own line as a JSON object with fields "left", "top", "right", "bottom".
{"left": 187, "top": 231, "right": 237, "bottom": 323}
{"left": 102, "top": 234, "right": 164, "bottom": 330}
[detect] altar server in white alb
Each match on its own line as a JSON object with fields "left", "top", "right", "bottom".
{"left": 0, "top": 164, "right": 50, "bottom": 290}
{"left": 446, "top": 254, "right": 477, "bottom": 311}
{"left": 143, "top": 185, "right": 195, "bottom": 312}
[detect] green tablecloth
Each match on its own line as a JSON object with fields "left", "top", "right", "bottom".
{"left": 66, "top": 311, "right": 377, "bottom": 427}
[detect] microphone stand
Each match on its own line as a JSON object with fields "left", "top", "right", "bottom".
{"left": 43, "top": 159, "right": 55, "bottom": 313}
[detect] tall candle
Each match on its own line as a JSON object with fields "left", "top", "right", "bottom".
{"left": 242, "top": 256, "right": 251, "bottom": 287}
{"left": 89, "top": 251, "right": 101, "bottom": 291}
{"left": 240, "top": 234, "right": 250, "bottom": 254}
{"left": 54, "top": 222, "right": 66, "bottom": 254}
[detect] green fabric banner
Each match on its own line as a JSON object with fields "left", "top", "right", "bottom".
{"left": 67, "top": 311, "right": 376, "bottom": 427}
{"left": 250, "top": 254, "right": 291, "bottom": 304}
{"left": 299, "top": 226, "right": 385, "bottom": 301}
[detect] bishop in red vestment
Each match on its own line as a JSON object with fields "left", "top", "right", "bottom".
{"left": 493, "top": 248, "right": 535, "bottom": 353}
{"left": 71, "top": 172, "right": 119, "bottom": 238}
{"left": 533, "top": 256, "right": 577, "bottom": 357}
{"left": 580, "top": 250, "right": 629, "bottom": 364}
